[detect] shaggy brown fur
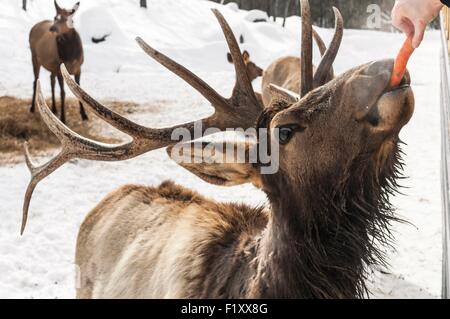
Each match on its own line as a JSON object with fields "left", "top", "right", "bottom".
{"left": 76, "top": 182, "right": 269, "bottom": 298}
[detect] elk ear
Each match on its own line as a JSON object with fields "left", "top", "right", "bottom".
{"left": 167, "top": 140, "right": 262, "bottom": 188}
{"left": 71, "top": 2, "right": 80, "bottom": 14}
{"left": 242, "top": 50, "right": 250, "bottom": 63}
{"left": 268, "top": 84, "right": 299, "bottom": 104}
{"left": 54, "top": 0, "right": 62, "bottom": 13}
{"left": 227, "top": 52, "right": 233, "bottom": 64}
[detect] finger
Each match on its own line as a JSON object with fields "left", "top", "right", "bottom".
{"left": 391, "top": 7, "right": 413, "bottom": 34}
{"left": 396, "top": 20, "right": 414, "bottom": 37}
{"left": 412, "top": 19, "right": 426, "bottom": 48}
{"left": 403, "top": 19, "right": 414, "bottom": 38}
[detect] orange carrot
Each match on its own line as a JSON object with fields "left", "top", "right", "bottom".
{"left": 389, "top": 37, "right": 415, "bottom": 88}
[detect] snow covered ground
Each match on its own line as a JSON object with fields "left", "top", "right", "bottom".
{"left": 0, "top": 0, "right": 443, "bottom": 298}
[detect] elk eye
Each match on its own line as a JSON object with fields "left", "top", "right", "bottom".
{"left": 278, "top": 126, "right": 295, "bottom": 145}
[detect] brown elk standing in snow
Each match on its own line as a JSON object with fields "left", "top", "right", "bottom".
{"left": 29, "top": 0, "right": 88, "bottom": 123}
{"left": 227, "top": 49, "right": 263, "bottom": 105}
{"left": 227, "top": 50, "right": 263, "bottom": 83}
{"left": 22, "top": 0, "right": 414, "bottom": 298}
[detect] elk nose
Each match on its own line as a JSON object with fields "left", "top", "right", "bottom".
{"left": 257, "top": 66, "right": 263, "bottom": 76}
{"left": 400, "top": 69, "right": 411, "bottom": 86}
{"left": 49, "top": 26, "right": 57, "bottom": 32}
{"left": 364, "top": 59, "right": 394, "bottom": 77}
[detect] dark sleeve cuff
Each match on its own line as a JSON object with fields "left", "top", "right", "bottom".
{"left": 442, "top": 0, "right": 450, "bottom": 8}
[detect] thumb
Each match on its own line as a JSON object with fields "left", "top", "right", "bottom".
{"left": 412, "top": 19, "right": 426, "bottom": 48}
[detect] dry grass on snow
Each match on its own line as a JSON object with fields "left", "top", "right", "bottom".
{"left": 0, "top": 96, "right": 138, "bottom": 164}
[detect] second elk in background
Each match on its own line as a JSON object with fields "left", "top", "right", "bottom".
{"left": 29, "top": 0, "right": 88, "bottom": 123}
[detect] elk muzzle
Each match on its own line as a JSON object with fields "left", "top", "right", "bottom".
{"left": 255, "top": 65, "right": 263, "bottom": 77}
{"left": 353, "top": 59, "right": 414, "bottom": 134}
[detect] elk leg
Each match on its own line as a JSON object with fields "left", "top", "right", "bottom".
{"left": 30, "top": 54, "right": 40, "bottom": 113}
{"left": 50, "top": 74, "right": 57, "bottom": 114}
{"left": 31, "top": 80, "right": 38, "bottom": 113}
{"left": 57, "top": 74, "right": 66, "bottom": 124}
{"left": 75, "top": 73, "right": 89, "bottom": 121}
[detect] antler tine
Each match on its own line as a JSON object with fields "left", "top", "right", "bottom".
{"left": 23, "top": 140, "right": 68, "bottom": 235}
{"left": 313, "top": 7, "right": 343, "bottom": 88}
{"left": 22, "top": 81, "right": 116, "bottom": 234}
{"left": 136, "top": 10, "right": 262, "bottom": 129}
{"left": 312, "top": 28, "right": 326, "bottom": 56}
{"left": 211, "top": 9, "right": 258, "bottom": 105}
{"left": 22, "top": 79, "right": 173, "bottom": 234}
{"left": 300, "top": 0, "right": 313, "bottom": 97}
{"left": 63, "top": 59, "right": 260, "bottom": 139}
{"left": 137, "top": 9, "right": 259, "bottom": 110}
{"left": 61, "top": 65, "right": 158, "bottom": 138}
{"left": 312, "top": 28, "right": 334, "bottom": 83}
{"left": 136, "top": 37, "right": 230, "bottom": 113}
{"left": 268, "top": 84, "right": 299, "bottom": 104}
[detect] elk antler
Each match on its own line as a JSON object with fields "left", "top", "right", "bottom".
{"left": 300, "top": 0, "right": 313, "bottom": 97}
{"left": 21, "top": 9, "right": 262, "bottom": 234}
{"left": 300, "top": 0, "right": 343, "bottom": 96}
{"left": 312, "top": 28, "right": 334, "bottom": 81}
{"left": 313, "top": 7, "right": 343, "bottom": 88}
{"left": 268, "top": 84, "right": 299, "bottom": 104}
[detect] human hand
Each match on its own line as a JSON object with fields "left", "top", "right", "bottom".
{"left": 391, "top": 0, "right": 443, "bottom": 48}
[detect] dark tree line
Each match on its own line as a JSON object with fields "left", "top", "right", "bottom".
{"left": 211, "top": 0, "right": 439, "bottom": 30}
{"left": 21, "top": 0, "right": 437, "bottom": 29}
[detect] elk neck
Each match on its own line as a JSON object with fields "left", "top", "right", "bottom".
{"left": 56, "top": 29, "right": 83, "bottom": 64}
{"left": 251, "top": 153, "right": 402, "bottom": 298}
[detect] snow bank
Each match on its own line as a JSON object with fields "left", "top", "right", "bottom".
{"left": 244, "top": 9, "right": 269, "bottom": 23}
{"left": 0, "top": 0, "right": 443, "bottom": 298}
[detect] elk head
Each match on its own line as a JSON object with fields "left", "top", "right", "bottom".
{"left": 49, "top": 1, "right": 80, "bottom": 34}
{"left": 227, "top": 50, "right": 263, "bottom": 82}
{"left": 260, "top": 60, "right": 413, "bottom": 194}
{"left": 171, "top": 60, "right": 414, "bottom": 205}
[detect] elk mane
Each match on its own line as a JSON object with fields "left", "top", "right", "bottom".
{"left": 260, "top": 137, "right": 406, "bottom": 298}
{"left": 250, "top": 78, "right": 406, "bottom": 297}
{"left": 56, "top": 30, "right": 83, "bottom": 62}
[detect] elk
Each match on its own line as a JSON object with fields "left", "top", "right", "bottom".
{"left": 261, "top": 12, "right": 342, "bottom": 106}
{"left": 227, "top": 49, "right": 263, "bottom": 105}
{"left": 29, "top": 0, "right": 88, "bottom": 124}
{"left": 22, "top": 0, "right": 414, "bottom": 298}
{"left": 227, "top": 50, "right": 263, "bottom": 83}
